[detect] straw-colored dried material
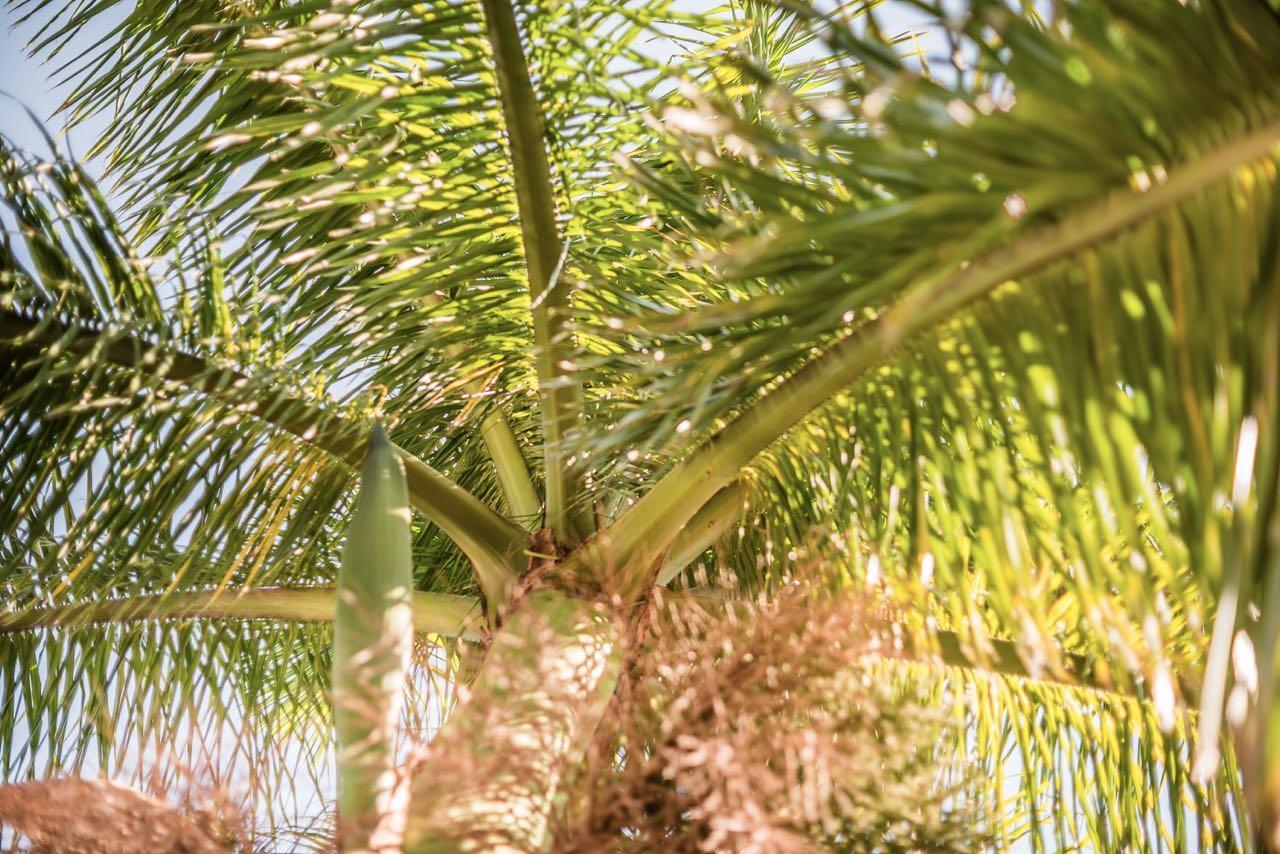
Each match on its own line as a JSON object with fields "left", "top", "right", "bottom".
{"left": 553, "top": 583, "right": 984, "bottom": 852}
{"left": 0, "top": 776, "right": 239, "bottom": 852}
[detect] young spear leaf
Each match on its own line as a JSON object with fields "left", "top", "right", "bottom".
{"left": 333, "top": 423, "right": 414, "bottom": 852}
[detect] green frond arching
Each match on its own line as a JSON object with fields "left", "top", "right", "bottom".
{"left": 11, "top": 0, "right": 876, "bottom": 530}
{"left": 10, "top": 0, "right": 550, "bottom": 526}
{"left": 0, "top": 137, "right": 527, "bottom": 606}
{"left": 585, "top": 0, "right": 1280, "bottom": 461}
{"left": 11, "top": 0, "right": 766, "bottom": 532}
{"left": 600, "top": 0, "right": 1280, "bottom": 650}
{"left": 887, "top": 658, "right": 1253, "bottom": 853}
{"left": 0, "top": 133, "right": 501, "bottom": 844}
{"left": 576, "top": 0, "right": 1280, "bottom": 844}
{"left": 1, "top": 144, "right": 346, "bottom": 604}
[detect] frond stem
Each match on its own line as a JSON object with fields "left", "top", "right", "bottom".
{"left": 0, "top": 587, "right": 483, "bottom": 640}
{"left": 480, "top": 0, "right": 589, "bottom": 543}
{"left": 579, "top": 117, "right": 1280, "bottom": 595}
{"left": 0, "top": 309, "right": 526, "bottom": 604}
{"left": 480, "top": 408, "right": 542, "bottom": 526}
{"left": 655, "top": 481, "right": 749, "bottom": 586}
{"left": 0, "top": 583, "right": 1168, "bottom": 701}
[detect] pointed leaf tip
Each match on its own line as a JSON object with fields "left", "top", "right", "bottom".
{"left": 369, "top": 421, "right": 391, "bottom": 451}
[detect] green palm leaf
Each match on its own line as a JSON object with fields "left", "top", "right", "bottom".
{"left": 5, "top": 0, "right": 1280, "bottom": 847}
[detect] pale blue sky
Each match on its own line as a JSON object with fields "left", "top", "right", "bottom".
{"left": 1, "top": 3, "right": 119, "bottom": 170}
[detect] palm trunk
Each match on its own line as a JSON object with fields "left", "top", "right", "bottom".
{"left": 403, "top": 590, "right": 623, "bottom": 851}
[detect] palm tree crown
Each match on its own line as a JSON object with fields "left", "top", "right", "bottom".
{"left": 2, "top": 0, "right": 1280, "bottom": 848}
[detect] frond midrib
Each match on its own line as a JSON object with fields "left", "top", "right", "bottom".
{"left": 480, "top": 0, "right": 589, "bottom": 542}
{"left": 585, "top": 115, "right": 1280, "bottom": 590}
{"left": 2, "top": 583, "right": 1149, "bottom": 701}
{"left": 0, "top": 306, "right": 528, "bottom": 597}
{"left": 0, "top": 586, "right": 483, "bottom": 640}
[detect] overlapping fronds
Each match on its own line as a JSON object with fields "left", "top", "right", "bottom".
{"left": 0, "top": 124, "right": 534, "bottom": 600}
{"left": 586, "top": 0, "right": 1280, "bottom": 843}
{"left": 0, "top": 137, "right": 479, "bottom": 843}
{"left": 10, "top": 0, "right": 808, "bottom": 527}
{"left": 11, "top": 0, "right": 543, "bottom": 528}
{"left": 0, "top": 618, "right": 460, "bottom": 848}
{"left": 6, "top": 0, "right": 1280, "bottom": 846}
{"left": 1, "top": 141, "right": 360, "bottom": 607}
{"left": 590, "top": 0, "right": 1280, "bottom": 448}
{"left": 599, "top": 0, "right": 1276, "bottom": 683}
{"left": 10, "top": 0, "right": 736, "bottom": 514}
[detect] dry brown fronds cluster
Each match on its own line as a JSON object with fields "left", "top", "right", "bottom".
{"left": 0, "top": 775, "right": 246, "bottom": 852}
{"left": 553, "top": 582, "right": 984, "bottom": 852}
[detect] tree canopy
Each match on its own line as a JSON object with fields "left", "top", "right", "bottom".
{"left": 3, "top": 0, "right": 1280, "bottom": 848}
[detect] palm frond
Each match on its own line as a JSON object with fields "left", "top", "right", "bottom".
{"left": 919, "top": 659, "right": 1252, "bottom": 852}
{"left": 1, "top": 137, "right": 530, "bottom": 614}
{"left": 12, "top": 0, "right": 548, "bottom": 516}
{"left": 582, "top": 0, "right": 1279, "bottom": 673}
{"left": 584, "top": 0, "right": 1280, "bottom": 462}
{"left": 567, "top": 0, "right": 1280, "bottom": 838}
{"left": 0, "top": 617, "right": 461, "bottom": 849}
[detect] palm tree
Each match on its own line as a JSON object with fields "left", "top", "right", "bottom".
{"left": 2, "top": 0, "right": 1280, "bottom": 848}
